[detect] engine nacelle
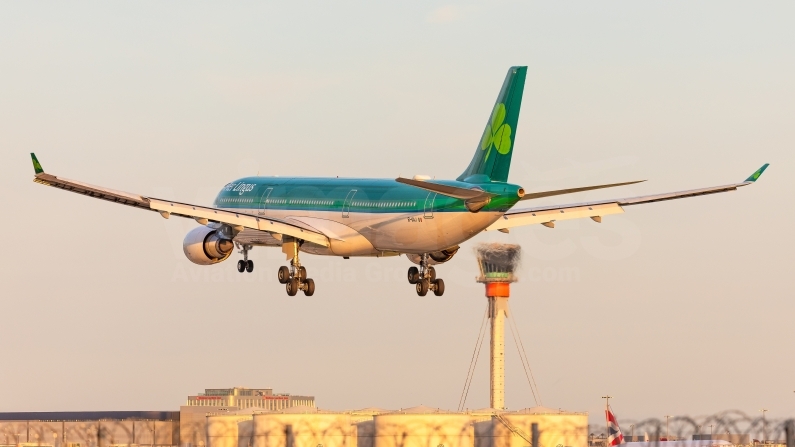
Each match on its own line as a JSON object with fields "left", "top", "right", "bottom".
{"left": 183, "top": 226, "right": 234, "bottom": 265}
{"left": 406, "top": 246, "right": 460, "bottom": 266}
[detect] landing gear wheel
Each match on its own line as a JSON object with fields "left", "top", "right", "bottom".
{"left": 297, "top": 266, "right": 307, "bottom": 280}
{"left": 286, "top": 278, "right": 299, "bottom": 296}
{"left": 278, "top": 266, "right": 290, "bottom": 284}
{"left": 237, "top": 244, "right": 252, "bottom": 273}
{"left": 303, "top": 278, "right": 315, "bottom": 296}
{"left": 416, "top": 279, "right": 430, "bottom": 296}
{"left": 407, "top": 267, "right": 419, "bottom": 284}
{"left": 427, "top": 266, "right": 437, "bottom": 281}
{"left": 433, "top": 279, "right": 445, "bottom": 296}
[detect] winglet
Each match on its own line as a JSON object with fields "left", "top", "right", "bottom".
{"left": 31, "top": 153, "right": 44, "bottom": 174}
{"left": 744, "top": 163, "right": 769, "bottom": 182}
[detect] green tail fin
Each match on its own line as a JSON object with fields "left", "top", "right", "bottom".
{"left": 31, "top": 153, "right": 44, "bottom": 174}
{"left": 458, "top": 66, "right": 527, "bottom": 183}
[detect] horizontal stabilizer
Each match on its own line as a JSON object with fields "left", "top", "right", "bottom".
{"left": 395, "top": 177, "right": 496, "bottom": 200}
{"left": 395, "top": 177, "right": 498, "bottom": 213}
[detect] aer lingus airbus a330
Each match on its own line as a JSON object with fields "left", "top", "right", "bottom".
{"left": 30, "top": 66, "right": 769, "bottom": 297}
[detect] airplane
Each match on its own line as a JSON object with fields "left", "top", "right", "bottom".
{"left": 29, "top": 66, "right": 769, "bottom": 297}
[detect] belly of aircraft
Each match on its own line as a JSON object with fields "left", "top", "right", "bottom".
{"left": 226, "top": 207, "right": 501, "bottom": 255}
{"left": 344, "top": 210, "right": 499, "bottom": 253}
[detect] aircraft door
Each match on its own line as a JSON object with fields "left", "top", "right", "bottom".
{"left": 258, "top": 187, "right": 273, "bottom": 216}
{"left": 342, "top": 189, "right": 357, "bottom": 218}
{"left": 424, "top": 192, "right": 437, "bottom": 218}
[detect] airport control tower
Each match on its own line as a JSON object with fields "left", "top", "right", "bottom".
{"left": 475, "top": 243, "right": 521, "bottom": 410}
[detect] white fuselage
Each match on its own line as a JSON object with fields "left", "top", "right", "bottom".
{"left": 225, "top": 206, "right": 503, "bottom": 256}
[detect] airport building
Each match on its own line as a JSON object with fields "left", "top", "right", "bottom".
{"left": 0, "top": 401, "right": 589, "bottom": 447}
{"left": 185, "top": 388, "right": 314, "bottom": 411}
{"left": 0, "top": 388, "right": 316, "bottom": 447}
{"left": 181, "top": 387, "right": 314, "bottom": 447}
{"left": 0, "top": 411, "right": 179, "bottom": 447}
{"left": 201, "top": 405, "right": 588, "bottom": 447}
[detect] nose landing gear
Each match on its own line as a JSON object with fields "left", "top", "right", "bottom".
{"left": 236, "top": 244, "right": 254, "bottom": 273}
{"left": 407, "top": 254, "right": 445, "bottom": 296}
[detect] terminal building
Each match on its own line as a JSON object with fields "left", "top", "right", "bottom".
{"left": 180, "top": 387, "right": 315, "bottom": 447}
{"left": 0, "top": 387, "right": 315, "bottom": 447}
{"left": 185, "top": 388, "right": 314, "bottom": 411}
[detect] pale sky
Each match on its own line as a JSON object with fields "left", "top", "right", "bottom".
{"left": 1, "top": 1, "right": 793, "bottom": 424}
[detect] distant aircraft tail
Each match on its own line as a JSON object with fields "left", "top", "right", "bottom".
{"left": 458, "top": 66, "right": 527, "bottom": 183}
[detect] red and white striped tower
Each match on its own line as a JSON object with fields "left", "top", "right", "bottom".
{"left": 476, "top": 243, "right": 521, "bottom": 410}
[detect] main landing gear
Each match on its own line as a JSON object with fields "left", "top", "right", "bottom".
{"left": 236, "top": 244, "right": 254, "bottom": 273}
{"left": 407, "top": 254, "right": 445, "bottom": 296}
{"left": 277, "top": 239, "right": 315, "bottom": 296}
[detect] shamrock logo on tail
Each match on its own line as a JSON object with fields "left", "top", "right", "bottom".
{"left": 479, "top": 103, "right": 512, "bottom": 161}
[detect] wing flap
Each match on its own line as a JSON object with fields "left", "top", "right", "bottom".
{"left": 487, "top": 202, "right": 624, "bottom": 231}
{"left": 138, "top": 199, "right": 331, "bottom": 247}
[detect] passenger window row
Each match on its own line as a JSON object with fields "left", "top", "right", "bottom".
{"left": 222, "top": 198, "right": 423, "bottom": 208}
{"left": 352, "top": 201, "right": 415, "bottom": 207}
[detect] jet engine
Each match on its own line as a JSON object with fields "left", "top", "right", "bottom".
{"left": 406, "top": 246, "right": 459, "bottom": 266}
{"left": 183, "top": 226, "right": 234, "bottom": 265}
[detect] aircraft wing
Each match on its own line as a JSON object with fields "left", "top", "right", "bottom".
{"left": 29, "top": 154, "right": 330, "bottom": 247}
{"left": 486, "top": 164, "right": 769, "bottom": 231}
{"left": 519, "top": 180, "right": 645, "bottom": 200}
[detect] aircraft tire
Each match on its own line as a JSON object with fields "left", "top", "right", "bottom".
{"left": 304, "top": 278, "right": 315, "bottom": 296}
{"left": 407, "top": 267, "right": 419, "bottom": 284}
{"left": 433, "top": 279, "right": 445, "bottom": 296}
{"left": 286, "top": 278, "right": 299, "bottom": 296}
{"left": 298, "top": 266, "right": 307, "bottom": 280}
{"left": 427, "top": 266, "right": 436, "bottom": 281}
{"left": 416, "top": 279, "right": 429, "bottom": 296}
{"left": 237, "top": 260, "right": 245, "bottom": 273}
{"left": 246, "top": 260, "right": 254, "bottom": 273}
{"left": 278, "top": 266, "right": 290, "bottom": 284}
